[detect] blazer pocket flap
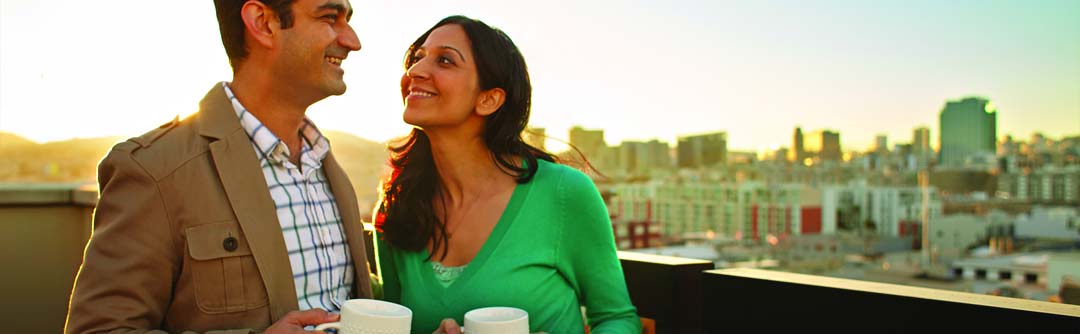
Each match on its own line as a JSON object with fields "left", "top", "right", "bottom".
{"left": 186, "top": 222, "right": 253, "bottom": 260}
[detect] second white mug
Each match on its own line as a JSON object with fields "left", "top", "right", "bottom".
{"left": 462, "top": 307, "right": 529, "bottom": 334}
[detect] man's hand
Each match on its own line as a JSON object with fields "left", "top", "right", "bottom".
{"left": 263, "top": 309, "right": 339, "bottom": 334}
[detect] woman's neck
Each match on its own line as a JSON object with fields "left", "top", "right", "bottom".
{"left": 426, "top": 130, "right": 514, "bottom": 206}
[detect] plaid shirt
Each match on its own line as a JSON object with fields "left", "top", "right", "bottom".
{"left": 222, "top": 82, "right": 354, "bottom": 312}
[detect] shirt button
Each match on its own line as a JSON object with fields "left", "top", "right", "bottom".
{"left": 223, "top": 237, "right": 239, "bottom": 252}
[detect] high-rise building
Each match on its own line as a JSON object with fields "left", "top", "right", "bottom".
{"left": 806, "top": 130, "right": 842, "bottom": 162}
{"left": 913, "top": 127, "right": 931, "bottom": 156}
{"left": 569, "top": 126, "right": 606, "bottom": 161}
{"left": 524, "top": 127, "right": 546, "bottom": 151}
{"left": 617, "top": 140, "right": 671, "bottom": 175}
{"left": 875, "top": 134, "right": 889, "bottom": 154}
{"left": 896, "top": 144, "right": 913, "bottom": 157}
{"left": 774, "top": 148, "right": 790, "bottom": 164}
{"left": 677, "top": 132, "right": 727, "bottom": 168}
{"left": 793, "top": 127, "right": 806, "bottom": 164}
{"left": 999, "top": 135, "right": 1019, "bottom": 156}
{"left": 822, "top": 131, "right": 841, "bottom": 161}
{"left": 939, "top": 97, "right": 997, "bottom": 167}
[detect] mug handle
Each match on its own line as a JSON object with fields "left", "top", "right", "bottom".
{"left": 314, "top": 322, "right": 341, "bottom": 332}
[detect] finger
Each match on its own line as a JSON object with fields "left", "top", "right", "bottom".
{"left": 436, "top": 318, "right": 462, "bottom": 334}
{"left": 284, "top": 309, "right": 337, "bottom": 326}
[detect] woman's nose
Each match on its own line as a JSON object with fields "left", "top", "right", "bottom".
{"left": 406, "top": 62, "right": 430, "bottom": 80}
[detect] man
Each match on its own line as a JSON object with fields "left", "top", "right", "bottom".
{"left": 65, "top": 1, "right": 369, "bottom": 333}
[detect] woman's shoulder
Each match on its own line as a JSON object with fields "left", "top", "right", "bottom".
{"left": 532, "top": 159, "right": 598, "bottom": 199}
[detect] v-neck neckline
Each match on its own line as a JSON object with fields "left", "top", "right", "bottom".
{"left": 419, "top": 174, "right": 533, "bottom": 303}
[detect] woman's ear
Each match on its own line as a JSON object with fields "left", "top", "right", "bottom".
{"left": 475, "top": 88, "right": 506, "bottom": 117}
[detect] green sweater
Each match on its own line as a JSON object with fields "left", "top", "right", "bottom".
{"left": 377, "top": 160, "right": 641, "bottom": 333}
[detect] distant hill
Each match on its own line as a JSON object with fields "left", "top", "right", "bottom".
{"left": 0, "top": 132, "right": 37, "bottom": 149}
{"left": 0, "top": 132, "right": 124, "bottom": 184}
{"left": 0, "top": 132, "right": 122, "bottom": 183}
{"left": 323, "top": 130, "right": 389, "bottom": 211}
{"left": 0, "top": 130, "right": 389, "bottom": 211}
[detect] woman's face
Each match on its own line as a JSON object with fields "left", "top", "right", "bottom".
{"left": 401, "top": 24, "right": 482, "bottom": 129}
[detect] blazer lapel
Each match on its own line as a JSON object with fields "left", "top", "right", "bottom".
{"left": 323, "top": 152, "right": 374, "bottom": 298}
{"left": 197, "top": 84, "right": 299, "bottom": 320}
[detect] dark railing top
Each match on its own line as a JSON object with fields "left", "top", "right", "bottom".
{"left": 707, "top": 268, "right": 1080, "bottom": 318}
{"left": 618, "top": 251, "right": 714, "bottom": 266}
{"left": 0, "top": 183, "right": 98, "bottom": 206}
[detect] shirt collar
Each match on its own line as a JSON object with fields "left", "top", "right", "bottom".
{"left": 221, "top": 82, "right": 331, "bottom": 168}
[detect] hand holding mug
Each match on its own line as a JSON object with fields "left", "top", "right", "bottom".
{"left": 264, "top": 309, "right": 339, "bottom": 334}
{"left": 433, "top": 307, "right": 531, "bottom": 334}
{"left": 314, "top": 299, "right": 412, "bottom": 334}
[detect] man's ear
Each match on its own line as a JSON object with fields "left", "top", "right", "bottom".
{"left": 475, "top": 88, "right": 506, "bottom": 117}
{"left": 241, "top": 1, "right": 277, "bottom": 50}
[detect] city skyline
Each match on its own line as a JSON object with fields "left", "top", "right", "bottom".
{"left": 1, "top": 95, "right": 1075, "bottom": 155}
{"left": 2, "top": 0, "right": 1078, "bottom": 151}
{"left": 558, "top": 116, "right": 1075, "bottom": 156}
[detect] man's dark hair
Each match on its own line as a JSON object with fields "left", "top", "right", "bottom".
{"left": 214, "top": 0, "right": 297, "bottom": 71}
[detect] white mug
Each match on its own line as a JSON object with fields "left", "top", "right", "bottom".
{"left": 314, "top": 299, "right": 412, "bottom": 334}
{"left": 462, "top": 307, "right": 529, "bottom": 334}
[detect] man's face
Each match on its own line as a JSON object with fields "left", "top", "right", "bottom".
{"left": 276, "top": 0, "right": 360, "bottom": 101}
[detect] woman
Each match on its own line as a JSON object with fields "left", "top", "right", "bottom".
{"left": 374, "top": 15, "right": 641, "bottom": 334}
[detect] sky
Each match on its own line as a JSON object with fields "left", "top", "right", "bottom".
{"left": 1, "top": 0, "right": 1078, "bottom": 152}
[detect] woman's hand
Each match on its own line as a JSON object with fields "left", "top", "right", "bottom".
{"left": 432, "top": 317, "right": 547, "bottom": 334}
{"left": 433, "top": 318, "right": 462, "bottom": 334}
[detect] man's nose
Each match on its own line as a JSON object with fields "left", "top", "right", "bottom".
{"left": 339, "top": 24, "right": 361, "bottom": 52}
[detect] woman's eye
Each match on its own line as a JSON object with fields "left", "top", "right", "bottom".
{"left": 438, "top": 56, "right": 454, "bottom": 65}
{"left": 322, "top": 14, "right": 338, "bottom": 21}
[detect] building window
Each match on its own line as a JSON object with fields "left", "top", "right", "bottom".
{"left": 953, "top": 268, "right": 962, "bottom": 277}
{"left": 1024, "top": 273, "right": 1038, "bottom": 284}
{"left": 999, "top": 271, "right": 1012, "bottom": 280}
{"left": 975, "top": 269, "right": 987, "bottom": 280}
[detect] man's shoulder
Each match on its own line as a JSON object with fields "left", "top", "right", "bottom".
{"left": 129, "top": 116, "right": 182, "bottom": 147}
{"left": 107, "top": 113, "right": 212, "bottom": 181}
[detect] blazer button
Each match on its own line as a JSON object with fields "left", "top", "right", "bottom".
{"left": 223, "top": 237, "right": 239, "bottom": 252}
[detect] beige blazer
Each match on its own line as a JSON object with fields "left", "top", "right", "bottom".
{"left": 65, "top": 84, "right": 373, "bottom": 334}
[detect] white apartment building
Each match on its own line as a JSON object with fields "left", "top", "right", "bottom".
{"left": 611, "top": 181, "right": 825, "bottom": 242}
{"left": 611, "top": 179, "right": 943, "bottom": 242}
{"left": 951, "top": 252, "right": 1048, "bottom": 286}
{"left": 823, "top": 182, "right": 942, "bottom": 238}
{"left": 928, "top": 211, "right": 1013, "bottom": 259}
{"left": 1015, "top": 206, "right": 1079, "bottom": 240}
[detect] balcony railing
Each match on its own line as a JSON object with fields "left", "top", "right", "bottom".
{"left": 5, "top": 184, "right": 1079, "bottom": 334}
{"left": 1, "top": 183, "right": 96, "bottom": 334}
{"left": 618, "top": 253, "right": 1080, "bottom": 333}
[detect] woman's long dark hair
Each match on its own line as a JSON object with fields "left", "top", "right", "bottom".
{"left": 377, "top": 15, "right": 556, "bottom": 259}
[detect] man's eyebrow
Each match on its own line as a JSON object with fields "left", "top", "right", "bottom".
{"left": 318, "top": 2, "right": 353, "bottom": 21}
